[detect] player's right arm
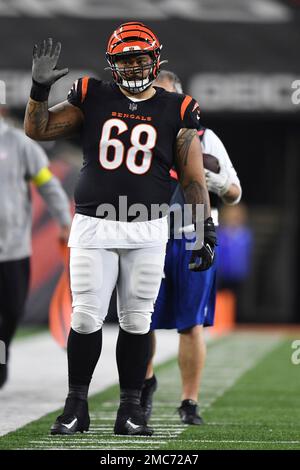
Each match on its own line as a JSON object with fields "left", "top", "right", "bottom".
{"left": 24, "top": 38, "right": 83, "bottom": 141}
{"left": 25, "top": 99, "right": 83, "bottom": 141}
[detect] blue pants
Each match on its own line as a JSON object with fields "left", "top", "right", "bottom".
{"left": 151, "top": 236, "right": 217, "bottom": 332}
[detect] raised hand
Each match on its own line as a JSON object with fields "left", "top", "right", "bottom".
{"left": 32, "top": 38, "right": 69, "bottom": 87}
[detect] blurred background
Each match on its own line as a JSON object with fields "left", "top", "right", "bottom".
{"left": 0, "top": 0, "right": 299, "bottom": 328}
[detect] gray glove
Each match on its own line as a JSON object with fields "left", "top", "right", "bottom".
{"left": 32, "top": 38, "right": 69, "bottom": 86}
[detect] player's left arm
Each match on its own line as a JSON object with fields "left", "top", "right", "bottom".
{"left": 175, "top": 128, "right": 217, "bottom": 271}
{"left": 175, "top": 127, "right": 211, "bottom": 220}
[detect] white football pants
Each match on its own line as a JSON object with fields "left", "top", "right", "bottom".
{"left": 70, "top": 244, "right": 166, "bottom": 335}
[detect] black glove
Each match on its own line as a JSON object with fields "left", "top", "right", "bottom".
{"left": 31, "top": 38, "right": 68, "bottom": 101}
{"left": 188, "top": 217, "right": 217, "bottom": 272}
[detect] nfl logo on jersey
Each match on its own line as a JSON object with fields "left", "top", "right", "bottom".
{"left": 129, "top": 102, "right": 138, "bottom": 111}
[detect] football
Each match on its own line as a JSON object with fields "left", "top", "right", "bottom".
{"left": 203, "top": 153, "right": 220, "bottom": 173}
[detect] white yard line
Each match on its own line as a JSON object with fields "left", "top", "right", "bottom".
{"left": 0, "top": 326, "right": 179, "bottom": 437}
{"left": 185, "top": 439, "right": 300, "bottom": 445}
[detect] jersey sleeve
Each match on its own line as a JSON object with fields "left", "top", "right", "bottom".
{"left": 67, "top": 76, "right": 90, "bottom": 109}
{"left": 179, "top": 95, "right": 201, "bottom": 130}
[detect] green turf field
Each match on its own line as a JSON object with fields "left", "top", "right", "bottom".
{"left": 15, "top": 326, "right": 48, "bottom": 340}
{"left": 0, "top": 332, "right": 299, "bottom": 450}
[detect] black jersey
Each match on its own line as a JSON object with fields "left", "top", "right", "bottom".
{"left": 68, "top": 77, "right": 200, "bottom": 221}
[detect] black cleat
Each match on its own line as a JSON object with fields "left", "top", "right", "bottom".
{"left": 114, "top": 403, "right": 153, "bottom": 436}
{"left": 50, "top": 397, "right": 90, "bottom": 435}
{"left": 141, "top": 375, "right": 157, "bottom": 424}
{"left": 178, "top": 399, "right": 204, "bottom": 425}
{"left": 0, "top": 364, "right": 8, "bottom": 389}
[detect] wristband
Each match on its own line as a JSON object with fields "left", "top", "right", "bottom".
{"left": 30, "top": 79, "right": 51, "bottom": 102}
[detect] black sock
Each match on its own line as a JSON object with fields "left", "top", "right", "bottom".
{"left": 67, "top": 384, "right": 89, "bottom": 401}
{"left": 120, "top": 389, "right": 141, "bottom": 407}
{"left": 116, "top": 327, "right": 151, "bottom": 392}
{"left": 67, "top": 328, "right": 102, "bottom": 397}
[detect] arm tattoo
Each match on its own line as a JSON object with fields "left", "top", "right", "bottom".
{"left": 183, "top": 180, "right": 210, "bottom": 222}
{"left": 176, "top": 128, "right": 198, "bottom": 166}
{"left": 26, "top": 101, "right": 48, "bottom": 134}
{"left": 176, "top": 128, "right": 210, "bottom": 220}
{"left": 25, "top": 100, "right": 75, "bottom": 139}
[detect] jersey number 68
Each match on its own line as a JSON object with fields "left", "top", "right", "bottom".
{"left": 99, "top": 118, "right": 157, "bottom": 175}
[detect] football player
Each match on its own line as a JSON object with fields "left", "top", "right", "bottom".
{"left": 24, "top": 23, "right": 216, "bottom": 436}
{"left": 141, "top": 70, "right": 242, "bottom": 425}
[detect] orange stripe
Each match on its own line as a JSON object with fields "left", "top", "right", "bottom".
{"left": 81, "top": 76, "right": 89, "bottom": 103}
{"left": 49, "top": 244, "right": 71, "bottom": 349}
{"left": 170, "top": 169, "right": 178, "bottom": 180}
{"left": 180, "top": 95, "right": 192, "bottom": 121}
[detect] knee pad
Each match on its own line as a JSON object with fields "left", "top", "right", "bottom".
{"left": 71, "top": 308, "right": 103, "bottom": 334}
{"left": 70, "top": 249, "right": 104, "bottom": 334}
{"left": 132, "top": 254, "right": 164, "bottom": 301}
{"left": 70, "top": 251, "right": 102, "bottom": 293}
{"left": 119, "top": 311, "right": 152, "bottom": 335}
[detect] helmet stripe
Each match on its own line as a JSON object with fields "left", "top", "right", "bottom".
{"left": 107, "top": 22, "right": 159, "bottom": 54}
{"left": 81, "top": 76, "right": 89, "bottom": 103}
